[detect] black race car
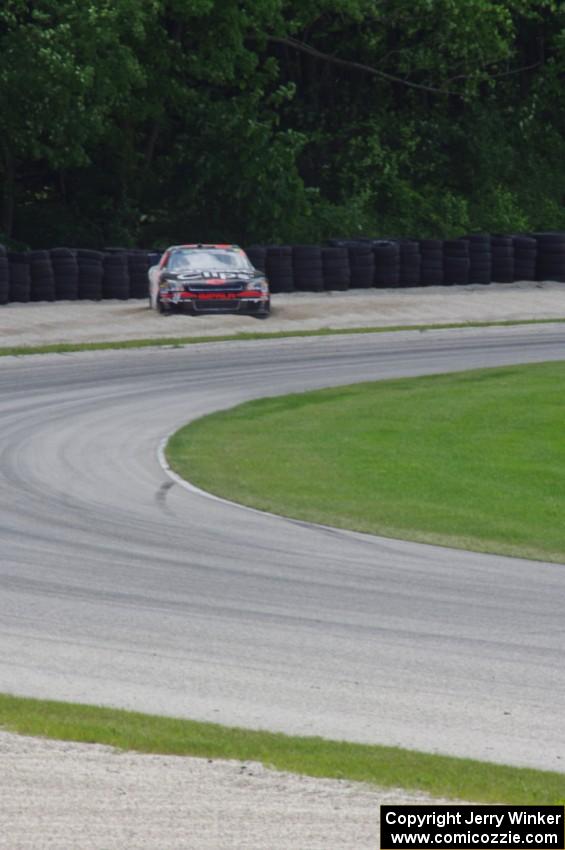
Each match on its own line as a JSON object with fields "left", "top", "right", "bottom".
{"left": 148, "top": 244, "right": 270, "bottom": 318}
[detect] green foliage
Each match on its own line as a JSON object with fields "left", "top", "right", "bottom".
{"left": 468, "top": 187, "right": 529, "bottom": 235}
{"left": 2, "top": 693, "right": 564, "bottom": 803}
{"left": 2, "top": 0, "right": 565, "bottom": 245}
{"left": 0, "top": 0, "right": 151, "bottom": 164}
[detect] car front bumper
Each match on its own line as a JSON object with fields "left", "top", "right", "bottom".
{"left": 160, "top": 290, "right": 269, "bottom": 312}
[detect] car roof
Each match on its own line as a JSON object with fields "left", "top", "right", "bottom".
{"left": 168, "top": 244, "right": 240, "bottom": 250}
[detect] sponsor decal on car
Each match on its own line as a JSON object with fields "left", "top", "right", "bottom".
{"left": 175, "top": 271, "right": 254, "bottom": 281}
{"left": 194, "top": 291, "right": 239, "bottom": 300}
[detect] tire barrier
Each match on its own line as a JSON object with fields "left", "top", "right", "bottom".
{"left": 102, "top": 252, "right": 130, "bottom": 300}
{"left": 491, "top": 235, "right": 514, "bottom": 283}
{"left": 419, "top": 239, "right": 444, "bottom": 286}
{"left": 246, "top": 245, "right": 267, "bottom": 273}
{"left": 51, "top": 248, "right": 79, "bottom": 300}
{"left": 128, "top": 250, "right": 151, "bottom": 298}
{"left": 147, "top": 251, "right": 162, "bottom": 270}
{"left": 265, "top": 245, "right": 293, "bottom": 292}
{"left": 7, "top": 253, "right": 31, "bottom": 302}
{"left": 29, "top": 250, "right": 56, "bottom": 302}
{"left": 513, "top": 235, "right": 537, "bottom": 282}
{"left": 2, "top": 234, "right": 565, "bottom": 305}
{"left": 466, "top": 234, "right": 491, "bottom": 285}
{"left": 398, "top": 240, "right": 421, "bottom": 288}
{"left": 534, "top": 232, "right": 565, "bottom": 283}
{"left": 443, "top": 239, "right": 470, "bottom": 286}
{"left": 293, "top": 245, "right": 324, "bottom": 292}
{"left": 373, "top": 240, "right": 400, "bottom": 288}
{"left": 348, "top": 242, "right": 374, "bottom": 288}
{"left": 326, "top": 239, "right": 375, "bottom": 288}
{"left": 77, "top": 249, "right": 104, "bottom": 300}
{"left": 322, "top": 246, "right": 350, "bottom": 291}
{"left": 0, "top": 245, "right": 9, "bottom": 305}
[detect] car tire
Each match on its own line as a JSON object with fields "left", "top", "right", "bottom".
{"left": 252, "top": 299, "right": 270, "bottom": 319}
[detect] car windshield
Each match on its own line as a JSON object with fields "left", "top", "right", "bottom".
{"left": 168, "top": 248, "right": 253, "bottom": 272}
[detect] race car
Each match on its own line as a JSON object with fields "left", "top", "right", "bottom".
{"left": 148, "top": 244, "right": 270, "bottom": 318}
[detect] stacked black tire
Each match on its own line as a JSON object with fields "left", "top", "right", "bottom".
{"left": 265, "top": 246, "right": 293, "bottom": 292}
{"left": 419, "top": 240, "right": 444, "bottom": 286}
{"left": 128, "top": 251, "right": 151, "bottom": 298}
{"left": 513, "top": 236, "right": 537, "bottom": 281}
{"left": 534, "top": 232, "right": 565, "bottom": 282}
{"left": 443, "top": 240, "right": 470, "bottom": 285}
{"left": 398, "top": 240, "right": 421, "bottom": 287}
{"left": 147, "top": 251, "right": 162, "bottom": 271}
{"left": 293, "top": 245, "right": 324, "bottom": 291}
{"left": 0, "top": 245, "right": 9, "bottom": 305}
{"left": 29, "top": 251, "right": 56, "bottom": 301}
{"left": 347, "top": 243, "right": 374, "bottom": 288}
{"left": 491, "top": 236, "right": 514, "bottom": 283}
{"left": 326, "top": 239, "right": 374, "bottom": 287}
{"left": 7, "top": 253, "right": 31, "bottom": 302}
{"left": 246, "top": 245, "right": 267, "bottom": 273}
{"left": 4, "top": 235, "right": 565, "bottom": 307}
{"left": 51, "top": 248, "right": 79, "bottom": 300}
{"left": 373, "top": 241, "right": 400, "bottom": 287}
{"left": 466, "top": 234, "right": 491, "bottom": 284}
{"left": 322, "top": 247, "right": 350, "bottom": 290}
{"left": 77, "top": 249, "right": 104, "bottom": 300}
{"left": 102, "top": 252, "right": 130, "bottom": 299}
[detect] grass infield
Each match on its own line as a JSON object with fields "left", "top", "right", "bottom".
{"left": 1, "top": 317, "right": 564, "bottom": 358}
{"left": 167, "top": 360, "right": 565, "bottom": 564}
{"left": 0, "top": 694, "right": 563, "bottom": 803}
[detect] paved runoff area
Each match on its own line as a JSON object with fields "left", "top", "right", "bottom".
{"left": 1, "top": 280, "right": 565, "bottom": 347}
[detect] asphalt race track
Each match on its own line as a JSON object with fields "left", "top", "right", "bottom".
{"left": 1, "top": 325, "right": 564, "bottom": 772}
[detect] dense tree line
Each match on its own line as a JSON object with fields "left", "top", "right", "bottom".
{"left": 1, "top": 0, "right": 564, "bottom": 249}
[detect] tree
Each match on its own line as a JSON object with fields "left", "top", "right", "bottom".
{"left": 0, "top": 0, "right": 155, "bottom": 237}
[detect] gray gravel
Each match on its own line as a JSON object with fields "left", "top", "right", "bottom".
{"left": 0, "top": 731, "right": 461, "bottom": 850}
{"left": 1, "top": 281, "right": 565, "bottom": 347}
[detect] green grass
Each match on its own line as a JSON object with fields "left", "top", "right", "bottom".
{"left": 0, "top": 694, "right": 563, "bottom": 803}
{"left": 168, "top": 360, "right": 565, "bottom": 564}
{"left": 1, "top": 317, "right": 564, "bottom": 357}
